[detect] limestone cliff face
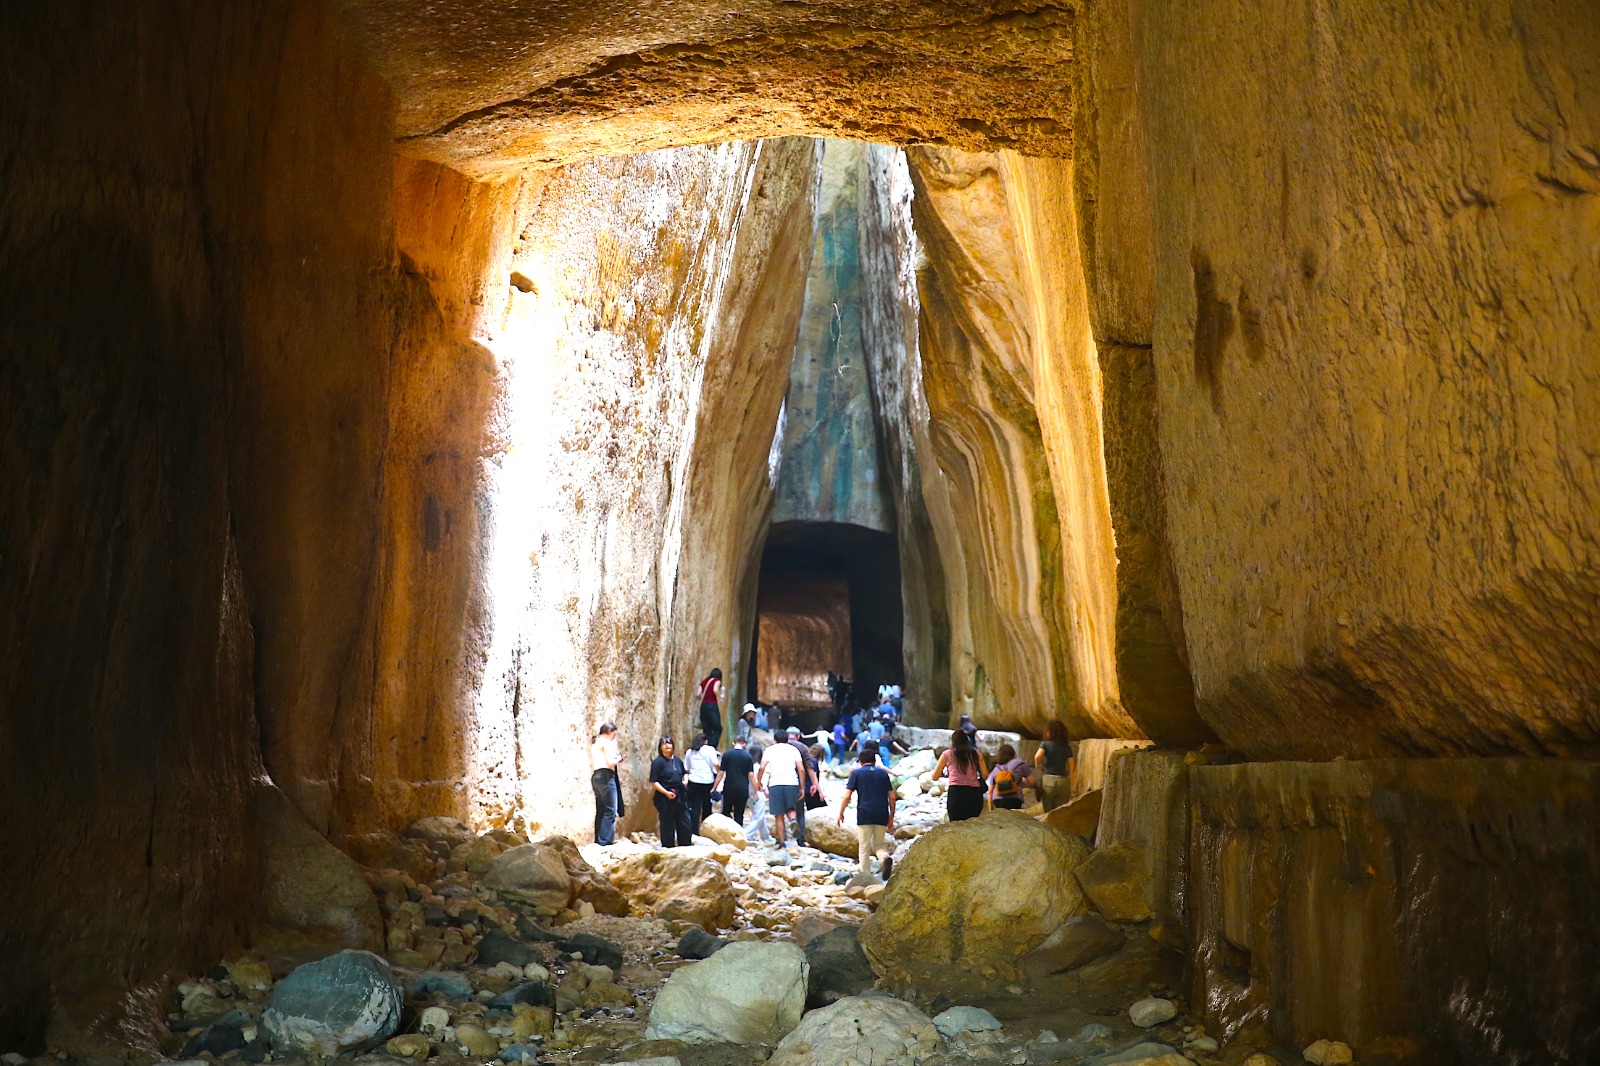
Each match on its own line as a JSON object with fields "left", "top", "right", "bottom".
{"left": 412, "top": 140, "right": 816, "bottom": 837}
{"left": 1079, "top": 0, "right": 1600, "bottom": 759}
{"left": 885, "top": 147, "right": 1141, "bottom": 741}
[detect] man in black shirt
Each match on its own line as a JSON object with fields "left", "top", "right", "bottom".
{"left": 714, "top": 735, "right": 757, "bottom": 826}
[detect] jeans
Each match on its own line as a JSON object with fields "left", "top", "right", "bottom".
{"left": 591, "top": 769, "right": 619, "bottom": 845}
{"left": 656, "top": 796, "right": 693, "bottom": 847}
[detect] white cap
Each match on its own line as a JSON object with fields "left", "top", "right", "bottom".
{"left": 743, "top": 702, "right": 756, "bottom": 714}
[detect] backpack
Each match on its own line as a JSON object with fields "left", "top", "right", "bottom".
{"left": 994, "top": 763, "right": 1020, "bottom": 797}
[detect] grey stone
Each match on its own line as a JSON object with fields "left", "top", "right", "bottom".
{"left": 1086, "top": 1041, "right": 1179, "bottom": 1066}
{"left": 488, "top": 981, "right": 555, "bottom": 1010}
{"left": 180, "top": 1011, "right": 249, "bottom": 1058}
{"left": 932, "top": 1005, "right": 1003, "bottom": 1039}
{"left": 767, "top": 995, "right": 942, "bottom": 1066}
{"left": 262, "top": 950, "right": 402, "bottom": 1055}
{"left": 498, "top": 1044, "right": 541, "bottom": 1063}
{"left": 675, "top": 927, "right": 727, "bottom": 960}
{"left": 1128, "top": 997, "right": 1177, "bottom": 1028}
{"left": 476, "top": 929, "right": 540, "bottom": 967}
{"left": 405, "top": 970, "right": 474, "bottom": 999}
{"left": 804, "top": 926, "right": 875, "bottom": 1008}
{"left": 1024, "top": 914, "right": 1125, "bottom": 975}
{"left": 560, "top": 932, "right": 624, "bottom": 970}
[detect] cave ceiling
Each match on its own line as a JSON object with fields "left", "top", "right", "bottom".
{"left": 337, "top": 0, "right": 1077, "bottom": 177}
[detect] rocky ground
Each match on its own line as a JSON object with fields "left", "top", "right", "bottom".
{"left": 16, "top": 743, "right": 1355, "bottom": 1066}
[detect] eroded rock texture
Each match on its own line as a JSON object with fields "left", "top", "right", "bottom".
{"left": 338, "top": 1, "right": 1077, "bottom": 174}
{"left": 1087, "top": 0, "right": 1600, "bottom": 759}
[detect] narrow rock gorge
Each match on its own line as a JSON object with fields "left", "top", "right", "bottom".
{"left": 2, "top": 1, "right": 1597, "bottom": 1064}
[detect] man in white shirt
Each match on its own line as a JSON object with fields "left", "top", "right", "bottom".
{"left": 589, "top": 723, "right": 623, "bottom": 845}
{"left": 756, "top": 736, "right": 809, "bottom": 847}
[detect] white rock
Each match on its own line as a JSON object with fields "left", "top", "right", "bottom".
{"left": 697, "top": 813, "right": 745, "bottom": 846}
{"left": 1128, "top": 996, "right": 1178, "bottom": 1028}
{"left": 767, "top": 995, "right": 942, "bottom": 1066}
{"left": 419, "top": 1007, "right": 450, "bottom": 1033}
{"left": 932, "top": 1005, "right": 1003, "bottom": 1038}
{"left": 898, "top": 778, "right": 923, "bottom": 799}
{"left": 522, "top": 963, "right": 550, "bottom": 983}
{"left": 644, "top": 941, "right": 808, "bottom": 1045}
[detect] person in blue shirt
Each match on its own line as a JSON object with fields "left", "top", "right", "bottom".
{"left": 830, "top": 721, "right": 847, "bottom": 764}
{"left": 838, "top": 748, "right": 898, "bottom": 882}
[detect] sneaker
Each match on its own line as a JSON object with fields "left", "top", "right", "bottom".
{"left": 881, "top": 856, "right": 893, "bottom": 882}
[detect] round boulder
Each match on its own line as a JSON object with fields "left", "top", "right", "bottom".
{"left": 859, "top": 809, "right": 1092, "bottom": 982}
{"left": 606, "top": 850, "right": 735, "bottom": 931}
{"left": 767, "top": 995, "right": 942, "bottom": 1066}
{"left": 485, "top": 843, "right": 572, "bottom": 914}
{"left": 261, "top": 950, "right": 402, "bottom": 1055}
{"left": 644, "top": 941, "right": 808, "bottom": 1045}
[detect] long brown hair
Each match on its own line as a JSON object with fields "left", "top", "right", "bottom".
{"left": 951, "top": 729, "right": 981, "bottom": 776}
{"left": 1045, "top": 719, "right": 1070, "bottom": 746}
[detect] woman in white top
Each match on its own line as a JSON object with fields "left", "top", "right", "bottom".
{"left": 683, "top": 732, "right": 721, "bottom": 834}
{"left": 589, "top": 723, "right": 623, "bottom": 845}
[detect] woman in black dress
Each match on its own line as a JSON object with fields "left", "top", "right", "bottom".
{"left": 648, "top": 736, "right": 693, "bottom": 847}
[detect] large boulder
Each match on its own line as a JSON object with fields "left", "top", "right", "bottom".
{"left": 485, "top": 844, "right": 572, "bottom": 914}
{"left": 605, "top": 851, "right": 736, "bottom": 930}
{"left": 805, "top": 815, "right": 858, "bottom": 860}
{"left": 645, "top": 942, "right": 808, "bottom": 1045}
{"left": 859, "top": 810, "right": 1093, "bottom": 983}
{"left": 696, "top": 813, "right": 745, "bottom": 847}
{"left": 1023, "top": 914, "right": 1125, "bottom": 976}
{"left": 1074, "top": 842, "right": 1152, "bottom": 921}
{"left": 261, "top": 950, "right": 402, "bottom": 1055}
{"left": 254, "top": 785, "right": 383, "bottom": 957}
{"left": 804, "top": 926, "right": 875, "bottom": 1008}
{"left": 767, "top": 995, "right": 942, "bottom": 1066}
{"left": 538, "top": 835, "right": 629, "bottom": 916}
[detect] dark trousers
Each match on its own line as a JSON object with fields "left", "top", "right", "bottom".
{"left": 699, "top": 703, "right": 723, "bottom": 749}
{"left": 656, "top": 797, "right": 693, "bottom": 847}
{"left": 792, "top": 790, "right": 808, "bottom": 845}
{"left": 947, "top": 784, "right": 985, "bottom": 821}
{"left": 591, "top": 769, "right": 619, "bottom": 845}
{"left": 723, "top": 789, "right": 749, "bottom": 826}
{"left": 994, "top": 794, "right": 1024, "bottom": 810}
{"left": 685, "top": 781, "right": 714, "bottom": 831}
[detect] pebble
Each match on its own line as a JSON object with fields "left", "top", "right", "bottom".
{"left": 1128, "top": 996, "right": 1178, "bottom": 1028}
{"left": 385, "top": 1034, "right": 431, "bottom": 1059}
{"left": 453, "top": 1023, "right": 499, "bottom": 1057}
{"left": 419, "top": 1007, "right": 451, "bottom": 1033}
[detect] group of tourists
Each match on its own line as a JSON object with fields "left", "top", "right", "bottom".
{"left": 590, "top": 665, "right": 1077, "bottom": 883}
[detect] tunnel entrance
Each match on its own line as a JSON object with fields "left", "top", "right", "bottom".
{"left": 748, "top": 521, "right": 903, "bottom": 729}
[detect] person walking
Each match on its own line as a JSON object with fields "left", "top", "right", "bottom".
{"left": 786, "top": 726, "right": 814, "bottom": 846}
{"left": 986, "top": 742, "right": 1032, "bottom": 810}
{"left": 696, "top": 668, "right": 725, "bottom": 749}
{"left": 757, "top": 730, "right": 807, "bottom": 847}
{"left": 1034, "top": 719, "right": 1075, "bottom": 810}
{"left": 589, "top": 723, "right": 623, "bottom": 845}
{"left": 830, "top": 720, "right": 847, "bottom": 765}
{"left": 684, "top": 732, "right": 720, "bottom": 832}
{"left": 649, "top": 736, "right": 693, "bottom": 847}
{"left": 714, "top": 734, "right": 757, "bottom": 826}
{"left": 838, "top": 748, "right": 897, "bottom": 882}
{"left": 933, "top": 729, "right": 989, "bottom": 821}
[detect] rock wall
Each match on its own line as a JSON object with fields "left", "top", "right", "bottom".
{"left": 1188, "top": 758, "right": 1600, "bottom": 1062}
{"left": 772, "top": 140, "right": 894, "bottom": 532}
{"left": 426, "top": 140, "right": 816, "bottom": 836}
{"left": 1080, "top": 0, "right": 1600, "bottom": 759}
{"left": 889, "top": 147, "right": 1143, "bottom": 742}
{"left": 336, "top": 1, "right": 1078, "bottom": 173}
{"left": 0, "top": 0, "right": 413, "bottom": 1047}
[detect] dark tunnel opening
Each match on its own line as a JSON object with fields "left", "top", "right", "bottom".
{"left": 746, "top": 521, "right": 903, "bottom": 729}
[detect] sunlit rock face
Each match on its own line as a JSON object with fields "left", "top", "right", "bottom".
{"left": 1078, "top": 0, "right": 1600, "bottom": 759}
{"left": 337, "top": 1, "right": 1076, "bottom": 175}
{"left": 875, "top": 147, "right": 1145, "bottom": 742}
{"left": 439, "top": 140, "right": 817, "bottom": 836}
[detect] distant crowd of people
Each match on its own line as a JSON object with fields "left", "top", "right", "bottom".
{"left": 588, "top": 666, "right": 1076, "bottom": 883}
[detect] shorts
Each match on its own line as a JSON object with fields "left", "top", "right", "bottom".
{"left": 768, "top": 784, "right": 800, "bottom": 815}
